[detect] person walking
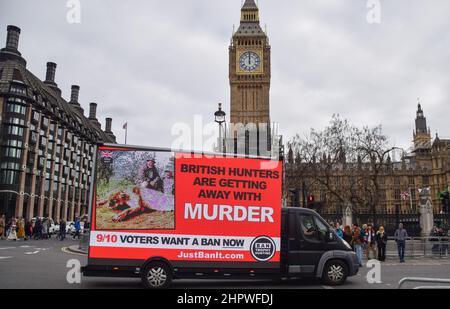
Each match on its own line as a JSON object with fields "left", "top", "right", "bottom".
{"left": 34, "top": 218, "right": 42, "bottom": 240}
{"left": 59, "top": 219, "right": 66, "bottom": 241}
{"left": 25, "top": 219, "right": 33, "bottom": 240}
{"left": 7, "top": 218, "right": 18, "bottom": 241}
{"left": 361, "top": 223, "right": 368, "bottom": 257}
{"left": 365, "top": 224, "right": 377, "bottom": 260}
{"left": 335, "top": 223, "right": 344, "bottom": 239}
{"left": 343, "top": 225, "right": 353, "bottom": 246}
{"left": 394, "top": 223, "right": 408, "bottom": 263}
{"left": 42, "top": 218, "right": 48, "bottom": 240}
{"left": 0, "top": 214, "right": 5, "bottom": 240}
{"left": 352, "top": 224, "right": 364, "bottom": 267}
{"left": 376, "top": 226, "right": 388, "bottom": 262}
{"left": 73, "top": 217, "right": 81, "bottom": 240}
{"left": 17, "top": 217, "right": 25, "bottom": 240}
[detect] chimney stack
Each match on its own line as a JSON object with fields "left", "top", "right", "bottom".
{"left": 89, "top": 103, "right": 98, "bottom": 120}
{"left": 105, "top": 118, "right": 112, "bottom": 133}
{"left": 0, "top": 25, "right": 26, "bottom": 66}
{"left": 45, "top": 62, "right": 57, "bottom": 85}
{"left": 5, "top": 25, "right": 21, "bottom": 52}
{"left": 70, "top": 85, "right": 80, "bottom": 104}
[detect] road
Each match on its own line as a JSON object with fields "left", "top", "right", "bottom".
{"left": 1, "top": 237, "right": 450, "bottom": 289}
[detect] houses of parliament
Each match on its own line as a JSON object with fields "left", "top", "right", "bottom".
{"left": 285, "top": 103, "right": 450, "bottom": 215}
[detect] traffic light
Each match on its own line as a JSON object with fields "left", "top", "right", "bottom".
{"left": 307, "top": 195, "right": 315, "bottom": 204}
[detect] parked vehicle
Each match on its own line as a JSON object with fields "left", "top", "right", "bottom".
{"left": 82, "top": 144, "right": 358, "bottom": 288}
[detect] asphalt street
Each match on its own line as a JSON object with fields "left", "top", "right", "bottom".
{"left": 1, "top": 237, "right": 450, "bottom": 289}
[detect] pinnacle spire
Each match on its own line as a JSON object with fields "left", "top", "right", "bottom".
{"left": 242, "top": 0, "right": 258, "bottom": 9}
{"left": 241, "top": 0, "right": 259, "bottom": 23}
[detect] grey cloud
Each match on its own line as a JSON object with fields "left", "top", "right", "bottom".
{"left": 1, "top": 0, "right": 449, "bottom": 150}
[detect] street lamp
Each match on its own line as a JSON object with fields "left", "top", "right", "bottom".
{"left": 214, "top": 103, "right": 226, "bottom": 153}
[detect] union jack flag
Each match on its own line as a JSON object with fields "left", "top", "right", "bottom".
{"left": 100, "top": 151, "right": 113, "bottom": 158}
{"left": 401, "top": 191, "right": 409, "bottom": 201}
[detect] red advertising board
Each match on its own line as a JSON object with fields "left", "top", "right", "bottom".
{"left": 89, "top": 146, "right": 282, "bottom": 268}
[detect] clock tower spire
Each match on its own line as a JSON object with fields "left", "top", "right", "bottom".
{"left": 228, "top": 0, "right": 271, "bottom": 155}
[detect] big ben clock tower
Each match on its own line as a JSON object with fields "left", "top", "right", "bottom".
{"left": 228, "top": 0, "right": 271, "bottom": 154}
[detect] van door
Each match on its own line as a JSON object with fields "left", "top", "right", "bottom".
{"left": 286, "top": 212, "right": 324, "bottom": 275}
{"left": 296, "top": 213, "right": 325, "bottom": 273}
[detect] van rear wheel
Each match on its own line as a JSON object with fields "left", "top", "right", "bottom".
{"left": 322, "top": 260, "right": 348, "bottom": 286}
{"left": 141, "top": 262, "right": 172, "bottom": 289}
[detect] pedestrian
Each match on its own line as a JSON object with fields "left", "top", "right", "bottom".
{"left": 73, "top": 217, "right": 81, "bottom": 240}
{"left": 0, "top": 214, "right": 5, "bottom": 240}
{"left": 34, "top": 218, "right": 42, "bottom": 240}
{"left": 376, "top": 226, "right": 388, "bottom": 262}
{"left": 343, "top": 225, "right": 353, "bottom": 246}
{"left": 335, "top": 222, "right": 344, "bottom": 239}
{"left": 59, "top": 219, "right": 66, "bottom": 241}
{"left": 7, "top": 218, "right": 18, "bottom": 241}
{"left": 394, "top": 223, "right": 408, "bottom": 263}
{"left": 430, "top": 225, "right": 440, "bottom": 255}
{"left": 361, "top": 223, "right": 368, "bottom": 256}
{"left": 17, "top": 217, "right": 25, "bottom": 240}
{"left": 365, "top": 223, "right": 377, "bottom": 260}
{"left": 25, "top": 219, "right": 33, "bottom": 240}
{"left": 352, "top": 224, "right": 363, "bottom": 267}
{"left": 42, "top": 218, "right": 48, "bottom": 239}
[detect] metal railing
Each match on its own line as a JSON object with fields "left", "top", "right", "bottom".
{"left": 384, "top": 237, "right": 450, "bottom": 259}
{"left": 398, "top": 277, "right": 450, "bottom": 289}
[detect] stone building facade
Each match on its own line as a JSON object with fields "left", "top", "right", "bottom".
{"left": 0, "top": 25, "right": 116, "bottom": 221}
{"left": 285, "top": 104, "right": 450, "bottom": 215}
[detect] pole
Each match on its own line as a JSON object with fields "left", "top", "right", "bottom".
{"left": 125, "top": 125, "right": 128, "bottom": 145}
{"left": 409, "top": 187, "right": 413, "bottom": 212}
{"left": 218, "top": 123, "right": 223, "bottom": 153}
{"left": 302, "top": 181, "right": 307, "bottom": 208}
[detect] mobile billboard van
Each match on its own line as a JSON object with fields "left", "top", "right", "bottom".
{"left": 83, "top": 144, "right": 359, "bottom": 288}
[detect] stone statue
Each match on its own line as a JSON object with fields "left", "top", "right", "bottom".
{"left": 342, "top": 204, "right": 353, "bottom": 227}
{"left": 418, "top": 187, "right": 434, "bottom": 237}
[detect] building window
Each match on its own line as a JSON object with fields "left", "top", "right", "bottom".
{"left": 5, "top": 125, "right": 24, "bottom": 136}
{"left": 422, "top": 176, "right": 429, "bottom": 186}
{"left": 6, "top": 102, "right": 27, "bottom": 115}
{"left": 42, "top": 117, "right": 49, "bottom": 128}
{"left": 32, "top": 111, "right": 40, "bottom": 122}
{"left": 10, "top": 84, "right": 27, "bottom": 95}
{"left": 5, "top": 139, "right": 23, "bottom": 148}
{"left": 0, "top": 162, "right": 20, "bottom": 170}
{"left": 3, "top": 147, "right": 22, "bottom": 159}
{"left": 5, "top": 117, "right": 26, "bottom": 126}
{"left": 0, "top": 170, "right": 20, "bottom": 185}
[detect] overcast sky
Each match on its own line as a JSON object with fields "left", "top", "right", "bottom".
{"left": 1, "top": 0, "right": 449, "bottom": 153}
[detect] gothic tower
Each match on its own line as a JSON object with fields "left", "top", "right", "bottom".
{"left": 228, "top": 0, "right": 271, "bottom": 154}
{"left": 413, "top": 103, "right": 431, "bottom": 151}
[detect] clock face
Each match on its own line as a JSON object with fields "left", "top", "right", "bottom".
{"left": 239, "top": 51, "right": 261, "bottom": 72}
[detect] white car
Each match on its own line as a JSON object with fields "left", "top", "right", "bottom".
{"left": 66, "top": 221, "right": 85, "bottom": 235}
{"left": 32, "top": 217, "right": 57, "bottom": 235}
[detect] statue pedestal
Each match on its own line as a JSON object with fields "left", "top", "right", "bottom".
{"left": 342, "top": 205, "right": 353, "bottom": 227}
{"left": 419, "top": 188, "right": 434, "bottom": 237}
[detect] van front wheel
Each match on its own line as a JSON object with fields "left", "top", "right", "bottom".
{"left": 141, "top": 262, "right": 172, "bottom": 289}
{"left": 322, "top": 260, "right": 348, "bottom": 286}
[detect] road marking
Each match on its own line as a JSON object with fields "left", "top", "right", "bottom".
{"left": 25, "top": 251, "right": 39, "bottom": 255}
{"left": 61, "top": 247, "right": 86, "bottom": 256}
{"left": 0, "top": 247, "right": 16, "bottom": 250}
{"left": 19, "top": 245, "right": 35, "bottom": 248}
{"left": 0, "top": 256, "right": 13, "bottom": 260}
{"left": 322, "top": 285, "right": 335, "bottom": 289}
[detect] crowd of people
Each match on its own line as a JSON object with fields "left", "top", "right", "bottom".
{"left": 0, "top": 214, "right": 84, "bottom": 242}
{"left": 331, "top": 222, "right": 408, "bottom": 266}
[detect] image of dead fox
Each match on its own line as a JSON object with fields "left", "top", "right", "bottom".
{"left": 97, "top": 157, "right": 175, "bottom": 223}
